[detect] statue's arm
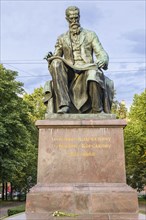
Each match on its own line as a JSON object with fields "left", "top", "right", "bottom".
{"left": 53, "top": 36, "right": 63, "bottom": 57}
{"left": 44, "top": 36, "right": 63, "bottom": 68}
{"left": 92, "top": 32, "right": 109, "bottom": 70}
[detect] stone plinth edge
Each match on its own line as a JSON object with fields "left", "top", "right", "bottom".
{"left": 45, "top": 113, "right": 116, "bottom": 120}
{"left": 30, "top": 183, "right": 137, "bottom": 193}
{"left": 36, "top": 118, "right": 127, "bottom": 128}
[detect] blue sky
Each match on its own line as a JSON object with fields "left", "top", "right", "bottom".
{"left": 1, "top": 0, "right": 145, "bottom": 109}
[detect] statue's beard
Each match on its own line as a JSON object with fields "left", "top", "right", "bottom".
{"left": 69, "top": 23, "right": 81, "bottom": 35}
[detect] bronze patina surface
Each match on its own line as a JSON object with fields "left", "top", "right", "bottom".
{"left": 44, "top": 6, "right": 114, "bottom": 115}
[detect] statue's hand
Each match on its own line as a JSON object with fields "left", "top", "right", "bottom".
{"left": 44, "top": 52, "right": 53, "bottom": 60}
{"left": 96, "top": 59, "right": 108, "bottom": 70}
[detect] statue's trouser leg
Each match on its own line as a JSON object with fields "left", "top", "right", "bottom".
{"left": 49, "top": 59, "right": 71, "bottom": 109}
{"left": 88, "top": 81, "right": 103, "bottom": 113}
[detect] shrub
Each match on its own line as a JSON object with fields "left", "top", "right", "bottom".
{"left": 7, "top": 205, "right": 25, "bottom": 216}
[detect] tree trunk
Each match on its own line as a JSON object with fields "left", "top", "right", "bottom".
{"left": 10, "top": 182, "right": 13, "bottom": 200}
{"left": 17, "top": 192, "right": 21, "bottom": 201}
{"left": 5, "top": 182, "right": 8, "bottom": 200}
{"left": 2, "top": 182, "right": 5, "bottom": 201}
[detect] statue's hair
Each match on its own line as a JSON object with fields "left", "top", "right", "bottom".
{"left": 65, "top": 6, "right": 80, "bottom": 17}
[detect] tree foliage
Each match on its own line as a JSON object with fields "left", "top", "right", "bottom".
{"left": 124, "top": 91, "right": 146, "bottom": 191}
{"left": 0, "top": 65, "right": 37, "bottom": 195}
{"left": 23, "top": 87, "right": 46, "bottom": 123}
{"left": 111, "top": 100, "right": 127, "bottom": 119}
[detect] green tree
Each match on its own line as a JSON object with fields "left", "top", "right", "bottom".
{"left": 23, "top": 87, "right": 46, "bottom": 123}
{"left": 124, "top": 91, "right": 146, "bottom": 191}
{"left": 0, "top": 65, "right": 37, "bottom": 198}
{"left": 112, "top": 100, "right": 127, "bottom": 119}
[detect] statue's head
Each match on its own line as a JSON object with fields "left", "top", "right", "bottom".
{"left": 65, "top": 6, "right": 80, "bottom": 31}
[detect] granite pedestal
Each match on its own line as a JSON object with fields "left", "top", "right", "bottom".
{"left": 26, "top": 115, "right": 138, "bottom": 220}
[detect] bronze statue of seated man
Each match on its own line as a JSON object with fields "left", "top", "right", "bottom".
{"left": 44, "top": 6, "right": 114, "bottom": 114}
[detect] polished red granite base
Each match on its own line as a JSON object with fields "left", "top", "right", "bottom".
{"left": 26, "top": 117, "right": 138, "bottom": 220}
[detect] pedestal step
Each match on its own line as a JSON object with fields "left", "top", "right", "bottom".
{"left": 26, "top": 183, "right": 138, "bottom": 220}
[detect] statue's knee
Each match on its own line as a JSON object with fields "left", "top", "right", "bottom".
{"left": 51, "top": 59, "right": 63, "bottom": 69}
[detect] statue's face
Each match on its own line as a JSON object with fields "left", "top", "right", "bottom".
{"left": 66, "top": 10, "right": 80, "bottom": 29}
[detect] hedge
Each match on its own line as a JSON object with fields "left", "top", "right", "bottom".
{"left": 7, "top": 205, "right": 25, "bottom": 216}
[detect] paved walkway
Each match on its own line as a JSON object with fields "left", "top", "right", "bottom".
{"left": 4, "top": 213, "right": 26, "bottom": 220}
{"left": 4, "top": 213, "right": 146, "bottom": 220}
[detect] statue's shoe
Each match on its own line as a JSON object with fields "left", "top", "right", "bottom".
{"left": 57, "top": 106, "right": 70, "bottom": 114}
{"left": 92, "top": 109, "right": 105, "bottom": 114}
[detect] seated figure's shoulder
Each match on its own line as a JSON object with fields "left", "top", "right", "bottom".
{"left": 57, "top": 33, "right": 64, "bottom": 40}
{"left": 55, "top": 32, "right": 67, "bottom": 46}
{"left": 82, "top": 28, "right": 98, "bottom": 39}
{"left": 57, "top": 31, "right": 68, "bottom": 39}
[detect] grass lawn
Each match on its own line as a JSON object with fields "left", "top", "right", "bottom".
{"left": 0, "top": 200, "right": 25, "bottom": 207}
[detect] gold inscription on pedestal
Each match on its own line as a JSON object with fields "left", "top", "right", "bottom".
{"left": 68, "top": 152, "right": 96, "bottom": 157}
{"left": 53, "top": 137, "right": 111, "bottom": 142}
{"left": 58, "top": 143, "right": 110, "bottom": 149}
{"left": 53, "top": 136, "right": 111, "bottom": 157}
